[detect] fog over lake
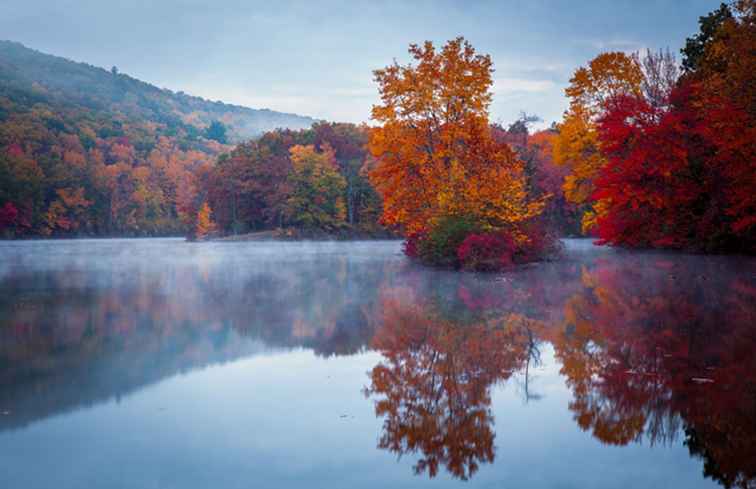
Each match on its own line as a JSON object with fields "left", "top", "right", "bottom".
{"left": 0, "top": 239, "right": 754, "bottom": 488}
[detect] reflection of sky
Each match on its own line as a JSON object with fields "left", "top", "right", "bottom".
{"left": 0, "top": 239, "right": 751, "bottom": 488}
{"left": 1, "top": 0, "right": 721, "bottom": 126}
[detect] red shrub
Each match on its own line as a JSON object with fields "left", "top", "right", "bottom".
{"left": 456, "top": 232, "right": 515, "bottom": 271}
{"left": 403, "top": 233, "right": 422, "bottom": 258}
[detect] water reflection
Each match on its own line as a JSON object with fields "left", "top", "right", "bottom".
{"left": 363, "top": 286, "right": 546, "bottom": 480}
{"left": 362, "top": 251, "right": 755, "bottom": 487}
{"left": 0, "top": 240, "right": 754, "bottom": 488}
{"left": 0, "top": 240, "right": 394, "bottom": 431}
{"left": 552, "top": 257, "right": 756, "bottom": 489}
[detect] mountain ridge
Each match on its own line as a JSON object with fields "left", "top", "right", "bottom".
{"left": 0, "top": 40, "right": 317, "bottom": 142}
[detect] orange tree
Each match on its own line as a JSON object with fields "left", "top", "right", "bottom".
{"left": 194, "top": 201, "right": 216, "bottom": 240}
{"left": 368, "top": 37, "right": 546, "bottom": 268}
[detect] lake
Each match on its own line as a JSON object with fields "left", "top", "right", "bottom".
{"left": 0, "top": 239, "right": 754, "bottom": 489}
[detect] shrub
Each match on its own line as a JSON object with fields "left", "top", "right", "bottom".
{"left": 457, "top": 232, "right": 516, "bottom": 271}
{"left": 404, "top": 215, "right": 561, "bottom": 271}
{"left": 410, "top": 216, "right": 481, "bottom": 267}
{"left": 403, "top": 233, "right": 422, "bottom": 259}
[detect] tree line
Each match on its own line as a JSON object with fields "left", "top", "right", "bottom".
{"left": 1, "top": 1, "right": 753, "bottom": 257}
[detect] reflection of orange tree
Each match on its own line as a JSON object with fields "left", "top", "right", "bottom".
{"left": 554, "top": 260, "right": 756, "bottom": 488}
{"left": 364, "top": 287, "right": 545, "bottom": 480}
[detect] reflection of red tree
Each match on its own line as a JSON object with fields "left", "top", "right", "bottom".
{"left": 554, "top": 260, "right": 756, "bottom": 488}
{"left": 365, "top": 287, "right": 543, "bottom": 480}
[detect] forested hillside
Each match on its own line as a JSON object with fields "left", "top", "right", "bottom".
{"left": 0, "top": 41, "right": 315, "bottom": 237}
{"left": 0, "top": 41, "right": 315, "bottom": 142}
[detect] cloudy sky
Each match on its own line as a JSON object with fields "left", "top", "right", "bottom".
{"left": 2, "top": 0, "right": 719, "bottom": 126}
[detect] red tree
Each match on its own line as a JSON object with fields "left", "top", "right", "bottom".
{"left": 594, "top": 82, "right": 755, "bottom": 252}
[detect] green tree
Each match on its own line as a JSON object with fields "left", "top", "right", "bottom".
{"left": 284, "top": 144, "right": 347, "bottom": 230}
{"left": 204, "top": 120, "right": 228, "bottom": 144}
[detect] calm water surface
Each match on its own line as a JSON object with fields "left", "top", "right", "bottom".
{"left": 0, "top": 239, "right": 754, "bottom": 489}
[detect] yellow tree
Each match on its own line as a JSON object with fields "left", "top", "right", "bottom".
{"left": 284, "top": 144, "right": 347, "bottom": 230}
{"left": 195, "top": 201, "right": 216, "bottom": 239}
{"left": 368, "top": 37, "right": 543, "bottom": 237}
{"left": 554, "top": 52, "right": 643, "bottom": 232}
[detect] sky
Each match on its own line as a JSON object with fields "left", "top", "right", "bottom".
{"left": 1, "top": 0, "right": 721, "bottom": 127}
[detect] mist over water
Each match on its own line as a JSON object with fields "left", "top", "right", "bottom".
{"left": 0, "top": 239, "right": 753, "bottom": 488}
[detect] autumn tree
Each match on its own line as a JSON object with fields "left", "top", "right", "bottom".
{"left": 368, "top": 37, "right": 545, "bottom": 265}
{"left": 202, "top": 124, "right": 383, "bottom": 237}
{"left": 43, "top": 187, "right": 93, "bottom": 235}
{"left": 590, "top": 2, "right": 755, "bottom": 252}
{"left": 493, "top": 120, "right": 580, "bottom": 236}
{"left": 283, "top": 144, "right": 347, "bottom": 231}
{"left": 194, "top": 201, "right": 216, "bottom": 240}
{"left": 0, "top": 202, "right": 19, "bottom": 235}
{"left": 311, "top": 122, "right": 382, "bottom": 230}
{"left": 682, "top": 0, "right": 755, "bottom": 117}
{"left": 553, "top": 52, "right": 644, "bottom": 232}
{"left": 0, "top": 41, "right": 231, "bottom": 238}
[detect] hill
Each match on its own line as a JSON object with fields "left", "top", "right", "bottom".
{"left": 0, "top": 40, "right": 316, "bottom": 143}
{"left": 0, "top": 41, "right": 316, "bottom": 237}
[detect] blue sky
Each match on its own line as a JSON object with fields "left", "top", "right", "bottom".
{"left": 2, "top": 0, "right": 721, "bottom": 126}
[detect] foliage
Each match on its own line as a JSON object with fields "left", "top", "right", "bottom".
{"left": 410, "top": 216, "right": 482, "bottom": 268}
{"left": 564, "top": 52, "right": 644, "bottom": 115}
{"left": 0, "top": 41, "right": 314, "bottom": 143}
{"left": 681, "top": 2, "right": 734, "bottom": 72}
{"left": 202, "top": 122, "right": 384, "bottom": 236}
{"left": 283, "top": 144, "right": 347, "bottom": 230}
{"left": 495, "top": 122, "right": 580, "bottom": 236}
{"left": 682, "top": 0, "right": 756, "bottom": 117}
{"left": 0, "top": 43, "right": 240, "bottom": 237}
{"left": 457, "top": 231, "right": 515, "bottom": 271}
{"left": 368, "top": 38, "right": 544, "bottom": 238}
{"left": 0, "top": 201, "right": 18, "bottom": 234}
{"left": 589, "top": 1, "right": 755, "bottom": 252}
{"left": 368, "top": 37, "right": 548, "bottom": 267}
{"left": 456, "top": 221, "right": 561, "bottom": 272}
{"left": 194, "top": 201, "right": 216, "bottom": 240}
{"left": 0, "top": 41, "right": 322, "bottom": 239}
{"left": 554, "top": 52, "right": 644, "bottom": 232}
{"left": 204, "top": 120, "right": 228, "bottom": 144}
{"left": 594, "top": 82, "right": 755, "bottom": 252}
{"left": 554, "top": 1, "right": 755, "bottom": 253}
